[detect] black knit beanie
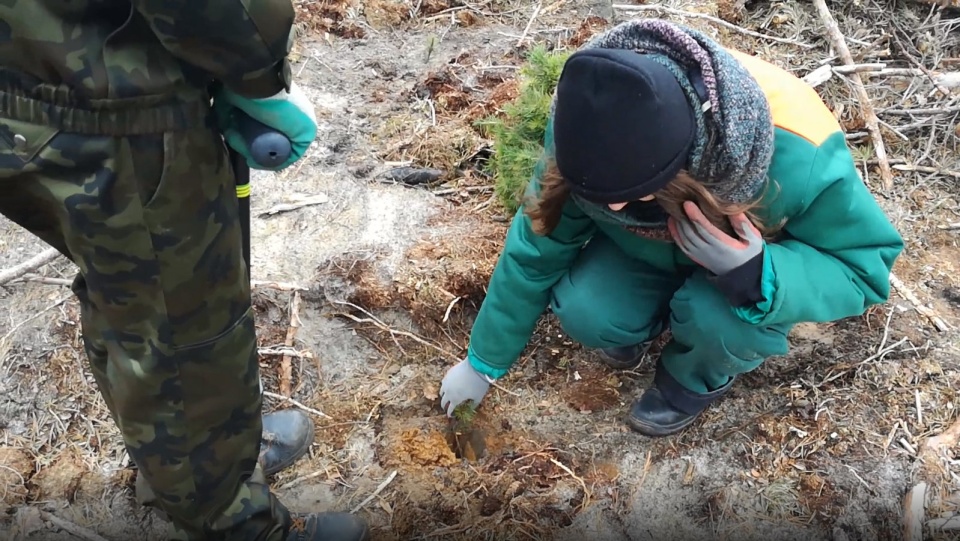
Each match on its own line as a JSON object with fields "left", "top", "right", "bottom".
{"left": 553, "top": 48, "right": 696, "bottom": 204}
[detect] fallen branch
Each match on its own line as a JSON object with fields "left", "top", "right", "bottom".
{"left": 813, "top": 0, "right": 895, "bottom": 190}
{"left": 256, "top": 193, "right": 329, "bottom": 217}
{"left": 903, "top": 482, "right": 927, "bottom": 541}
{"left": 0, "top": 248, "right": 62, "bottom": 286}
{"left": 891, "top": 163, "right": 960, "bottom": 180}
{"left": 252, "top": 280, "right": 311, "bottom": 291}
{"left": 263, "top": 390, "right": 331, "bottom": 419}
{"left": 803, "top": 63, "right": 935, "bottom": 88}
{"left": 258, "top": 346, "right": 313, "bottom": 358}
{"left": 550, "top": 457, "right": 591, "bottom": 511}
{"left": 331, "top": 300, "right": 459, "bottom": 361}
{"left": 516, "top": 1, "right": 542, "bottom": 48}
{"left": 889, "top": 273, "right": 951, "bottom": 332}
{"left": 280, "top": 291, "right": 303, "bottom": 397}
{"left": 880, "top": 103, "right": 960, "bottom": 116}
{"left": 350, "top": 470, "right": 398, "bottom": 514}
{"left": 612, "top": 3, "right": 815, "bottom": 48}
{"left": 40, "top": 511, "right": 110, "bottom": 541}
{"left": 12, "top": 274, "right": 72, "bottom": 286}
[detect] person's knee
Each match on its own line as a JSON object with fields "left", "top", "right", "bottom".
{"left": 550, "top": 278, "right": 661, "bottom": 349}
{"left": 669, "top": 272, "right": 790, "bottom": 360}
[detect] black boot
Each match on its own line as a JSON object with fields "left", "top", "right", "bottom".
{"left": 598, "top": 316, "right": 669, "bottom": 370}
{"left": 286, "top": 512, "right": 370, "bottom": 541}
{"left": 260, "top": 409, "right": 316, "bottom": 476}
{"left": 626, "top": 363, "right": 734, "bottom": 437}
{"left": 598, "top": 340, "right": 654, "bottom": 370}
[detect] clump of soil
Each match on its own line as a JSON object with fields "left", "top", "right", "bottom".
{"left": 389, "top": 424, "right": 459, "bottom": 469}
{"left": 560, "top": 364, "right": 622, "bottom": 414}
{"left": 295, "top": 0, "right": 368, "bottom": 38}
{"left": 322, "top": 206, "right": 505, "bottom": 338}
{"left": 0, "top": 447, "right": 33, "bottom": 507}
{"left": 28, "top": 446, "right": 97, "bottom": 503}
{"left": 565, "top": 16, "right": 610, "bottom": 48}
{"left": 374, "top": 410, "right": 614, "bottom": 540}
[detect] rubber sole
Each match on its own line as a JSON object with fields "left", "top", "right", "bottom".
{"left": 624, "top": 412, "right": 697, "bottom": 437}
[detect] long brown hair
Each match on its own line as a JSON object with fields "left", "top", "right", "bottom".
{"left": 524, "top": 160, "right": 783, "bottom": 239}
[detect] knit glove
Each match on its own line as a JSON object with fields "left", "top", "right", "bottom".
{"left": 439, "top": 359, "right": 492, "bottom": 417}
{"left": 213, "top": 82, "right": 318, "bottom": 171}
{"left": 668, "top": 201, "right": 766, "bottom": 306}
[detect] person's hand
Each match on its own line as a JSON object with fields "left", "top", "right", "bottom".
{"left": 667, "top": 200, "right": 763, "bottom": 276}
{"left": 439, "top": 359, "right": 491, "bottom": 416}
{"left": 213, "top": 82, "right": 318, "bottom": 171}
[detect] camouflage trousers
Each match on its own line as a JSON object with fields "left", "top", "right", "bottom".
{"left": 0, "top": 88, "right": 292, "bottom": 540}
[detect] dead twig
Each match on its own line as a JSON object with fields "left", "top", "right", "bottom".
{"left": 612, "top": 4, "right": 815, "bottom": 48}
{"left": 256, "top": 193, "right": 329, "bottom": 217}
{"left": 258, "top": 346, "right": 312, "bottom": 358}
{"left": 889, "top": 273, "right": 951, "bottom": 332}
{"left": 11, "top": 274, "right": 72, "bottom": 286}
{"left": 350, "top": 470, "right": 398, "bottom": 514}
{"left": 252, "top": 280, "right": 311, "bottom": 291}
{"left": 516, "top": 1, "right": 542, "bottom": 48}
{"left": 891, "top": 163, "right": 960, "bottom": 180}
{"left": 40, "top": 511, "right": 110, "bottom": 541}
{"left": 549, "top": 457, "right": 591, "bottom": 511}
{"left": 0, "top": 248, "right": 62, "bottom": 286}
{"left": 812, "top": 0, "right": 894, "bottom": 191}
{"left": 331, "top": 300, "right": 459, "bottom": 360}
{"left": 280, "top": 291, "right": 303, "bottom": 397}
{"left": 903, "top": 482, "right": 927, "bottom": 541}
{"left": 263, "top": 390, "right": 332, "bottom": 419}
{"left": 804, "top": 63, "right": 938, "bottom": 88}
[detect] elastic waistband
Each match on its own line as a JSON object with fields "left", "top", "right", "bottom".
{"left": 0, "top": 87, "right": 213, "bottom": 136}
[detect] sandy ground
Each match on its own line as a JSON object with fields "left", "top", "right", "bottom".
{"left": 3, "top": 1, "right": 960, "bottom": 540}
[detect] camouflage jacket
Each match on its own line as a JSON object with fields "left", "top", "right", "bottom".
{"left": 0, "top": 0, "right": 295, "bottom": 108}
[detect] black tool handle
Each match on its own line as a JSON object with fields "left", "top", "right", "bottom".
{"left": 230, "top": 112, "right": 293, "bottom": 279}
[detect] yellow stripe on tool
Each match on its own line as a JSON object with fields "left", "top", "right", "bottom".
{"left": 236, "top": 183, "right": 251, "bottom": 198}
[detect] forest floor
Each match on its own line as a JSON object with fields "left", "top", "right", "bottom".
{"left": 2, "top": 0, "right": 960, "bottom": 540}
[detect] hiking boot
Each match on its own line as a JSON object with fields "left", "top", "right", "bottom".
{"left": 625, "top": 364, "right": 734, "bottom": 437}
{"left": 260, "top": 409, "right": 315, "bottom": 476}
{"left": 597, "top": 340, "right": 654, "bottom": 370}
{"left": 286, "top": 512, "right": 370, "bottom": 541}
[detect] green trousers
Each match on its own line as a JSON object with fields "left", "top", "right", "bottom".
{"left": 549, "top": 233, "right": 792, "bottom": 403}
{"left": 0, "top": 89, "right": 291, "bottom": 540}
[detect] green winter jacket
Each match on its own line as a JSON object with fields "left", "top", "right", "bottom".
{"left": 466, "top": 49, "right": 905, "bottom": 380}
{"left": 0, "top": 0, "right": 295, "bottom": 132}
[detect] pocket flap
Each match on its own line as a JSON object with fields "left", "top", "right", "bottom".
{"left": 0, "top": 118, "right": 60, "bottom": 163}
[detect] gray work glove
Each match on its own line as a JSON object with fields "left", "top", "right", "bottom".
{"left": 439, "top": 358, "right": 491, "bottom": 416}
{"left": 667, "top": 201, "right": 764, "bottom": 276}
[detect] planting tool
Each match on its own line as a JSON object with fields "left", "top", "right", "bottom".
{"left": 230, "top": 111, "right": 293, "bottom": 275}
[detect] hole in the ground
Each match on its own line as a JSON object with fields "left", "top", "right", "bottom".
{"left": 444, "top": 419, "right": 487, "bottom": 462}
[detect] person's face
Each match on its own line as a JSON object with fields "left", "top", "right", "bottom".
{"left": 607, "top": 194, "right": 655, "bottom": 211}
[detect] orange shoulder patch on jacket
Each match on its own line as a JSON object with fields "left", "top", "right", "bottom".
{"left": 726, "top": 49, "right": 841, "bottom": 146}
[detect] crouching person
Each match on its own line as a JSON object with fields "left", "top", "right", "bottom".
{"left": 438, "top": 19, "right": 903, "bottom": 437}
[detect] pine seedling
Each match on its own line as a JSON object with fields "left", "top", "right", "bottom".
{"left": 477, "top": 45, "right": 571, "bottom": 214}
{"left": 452, "top": 400, "right": 478, "bottom": 432}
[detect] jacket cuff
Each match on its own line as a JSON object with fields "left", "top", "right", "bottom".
{"left": 710, "top": 250, "right": 765, "bottom": 307}
{"left": 467, "top": 345, "right": 510, "bottom": 380}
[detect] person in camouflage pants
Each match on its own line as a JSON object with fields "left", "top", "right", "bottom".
{"left": 0, "top": 2, "right": 368, "bottom": 540}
